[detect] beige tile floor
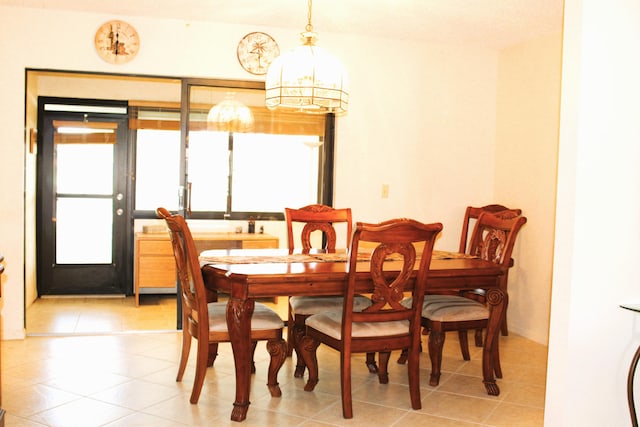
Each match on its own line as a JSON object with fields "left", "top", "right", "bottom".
{"left": 5, "top": 296, "right": 548, "bottom": 426}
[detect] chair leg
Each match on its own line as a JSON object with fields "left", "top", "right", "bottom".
{"left": 250, "top": 341, "right": 258, "bottom": 373}
{"left": 493, "top": 337, "right": 502, "bottom": 378}
{"left": 366, "top": 352, "right": 378, "bottom": 373}
{"left": 428, "top": 328, "right": 446, "bottom": 386}
{"left": 406, "top": 345, "right": 422, "bottom": 410}
{"left": 176, "top": 322, "right": 191, "bottom": 382}
{"left": 377, "top": 351, "right": 390, "bottom": 384}
{"left": 397, "top": 348, "right": 408, "bottom": 364}
{"left": 340, "top": 348, "right": 354, "bottom": 419}
{"left": 458, "top": 330, "right": 471, "bottom": 360}
{"left": 501, "top": 313, "right": 509, "bottom": 336}
{"left": 286, "top": 299, "right": 294, "bottom": 357}
{"left": 266, "top": 338, "right": 287, "bottom": 397}
{"left": 300, "top": 335, "right": 321, "bottom": 391}
{"left": 397, "top": 339, "right": 422, "bottom": 365}
{"left": 190, "top": 337, "right": 210, "bottom": 404}
{"left": 475, "top": 328, "right": 484, "bottom": 347}
{"left": 207, "top": 342, "right": 219, "bottom": 367}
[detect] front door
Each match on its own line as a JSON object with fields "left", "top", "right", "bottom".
{"left": 36, "top": 98, "right": 131, "bottom": 295}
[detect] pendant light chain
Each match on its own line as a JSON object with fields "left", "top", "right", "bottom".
{"left": 306, "top": 0, "right": 314, "bottom": 33}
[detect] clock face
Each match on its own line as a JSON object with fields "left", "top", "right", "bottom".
{"left": 237, "top": 32, "right": 280, "bottom": 75}
{"left": 94, "top": 20, "right": 140, "bottom": 64}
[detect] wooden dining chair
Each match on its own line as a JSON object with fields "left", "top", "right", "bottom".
{"left": 459, "top": 204, "right": 523, "bottom": 254}
{"left": 299, "top": 218, "right": 443, "bottom": 418}
{"left": 419, "top": 212, "right": 526, "bottom": 391}
{"left": 459, "top": 204, "right": 522, "bottom": 345}
{"left": 156, "top": 207, "right": 287, "bottom": 404}
{"left": 285, "top": 204, "right": 375, "bottom": 377}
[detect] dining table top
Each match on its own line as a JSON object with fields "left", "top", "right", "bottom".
{"left": 200, "top": 248, "right": 506, "bottom": 295}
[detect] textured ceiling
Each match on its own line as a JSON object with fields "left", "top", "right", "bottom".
{"left": 1, "top": 0, "right": 564, "bottom": 49}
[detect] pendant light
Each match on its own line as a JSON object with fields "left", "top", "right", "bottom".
{"left": 265, "top": 0, "right": 348, "bottom": 115}
{"left": 207, "top": 93, "right": 254, "bottom": 133}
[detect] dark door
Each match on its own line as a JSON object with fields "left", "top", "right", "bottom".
{"left": 36, "top": 98, "right": 132, "bottom": 295}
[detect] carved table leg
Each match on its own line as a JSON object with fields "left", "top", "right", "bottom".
{"left": 227, "top": 297, "right": 255, "bottom": 422}
{"left": 266, "top": 338, "right": 287, "bottom": 397}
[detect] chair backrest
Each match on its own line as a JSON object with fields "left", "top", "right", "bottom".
{"left": 285, "top": 204, "right": 352, "bottom": 254}
{"left": 156, "top": 207, "right": 208, "bottom": 337}
{"left": 459, "top": 204, "right": 523, "bottom": 253}
{"left": 344, "top": 219, "right": 443, "bottom": 335}
{"left": 467, "top": 211, "right": 527, "bottom": 268}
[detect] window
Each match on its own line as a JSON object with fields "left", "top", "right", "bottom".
{"left": 132, "top": 80, "right": 333, "bottom": 220}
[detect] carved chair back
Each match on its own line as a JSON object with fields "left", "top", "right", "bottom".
{"left": 468, "top": 211, "right": 527, "bottom": 269}
{"left": 285, "top": 204, "right": 352, "bottom": 254}
{"left": 459, "top": 204, "right": 522, "bottom": 253}
{"left": 345, "top": 219, "right": 443, "bottom": 337}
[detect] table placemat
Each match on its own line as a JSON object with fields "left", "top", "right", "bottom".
{"left": 200, "top": 250, "right": 477, "bottom": 265}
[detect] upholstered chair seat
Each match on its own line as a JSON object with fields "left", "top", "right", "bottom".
{"left": 420, "top": 295, "right": 490, "bottom": 321}
{"left": 289, "top": 295, "right": 371, "bottom": 317}
{"left": 208, "top": 302, "right": 284, "bottom": 331}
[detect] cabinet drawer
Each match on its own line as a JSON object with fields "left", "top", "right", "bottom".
{"left": 138, "top": 239, "right": 173, "bottom": 255}
{"left": 138, "top": 256, "right": 176, "bottom": 288}
{"left": 242, "top": 239, "right": 279, "bottom": 249}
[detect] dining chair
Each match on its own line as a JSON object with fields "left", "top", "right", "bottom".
{"left": 299, "top": 218, "right": 443, "bottom": 418}
{"left": 459, "top": 204, "right": 523, "bottom": 254}
{"left": 156, "top": 207, "right": 287, "bottom": 404}
{"left": 455, "top": 204, "right": 524, "bottom": 351}
{"left": 285, "top": 204, "right": 375, "bottom": 377}
{"left": 418, "top": 211, "right": 526, "bottom": 390}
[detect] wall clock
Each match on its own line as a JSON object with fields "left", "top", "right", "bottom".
{"left": 237, "top": 32, "right": 280, "bottom": 75}
{"left": 94, "top": 20, "right": 140, "bottom": 64}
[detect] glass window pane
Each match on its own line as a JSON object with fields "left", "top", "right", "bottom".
{"left": 134, "top": 129, "right": 181, "bottom": 210}
{"left": 232, "top": 133, "right": 319, "bottom": 212}
{"left": 56, "top": 198, "right": 113, "bottom": 264}
{"left": 56, "top": 143, "right": 113, "bottom": 195}
{"left": 187, "top": 130, "right": 229, "bottom": 212}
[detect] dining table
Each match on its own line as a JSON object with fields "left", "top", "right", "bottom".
{"left": 200, "top": 248, "right": 507, "bottom": 422}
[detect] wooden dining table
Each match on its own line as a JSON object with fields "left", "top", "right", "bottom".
{"left": 200, "top": 248, "right": 507, "bottom": 422}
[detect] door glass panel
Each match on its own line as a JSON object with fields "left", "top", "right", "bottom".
{"left": 56, "top": 143, "right": 114, "bottom": 194}
{"left": 56, "top": 198, "right": 113, "bottom": 264}
{"left": 54, "top": 123, "right": 116, "bottom": 264}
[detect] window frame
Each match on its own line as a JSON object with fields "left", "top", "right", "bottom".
{"left": 131, "top": 77, "right": 335, "bottom": 220}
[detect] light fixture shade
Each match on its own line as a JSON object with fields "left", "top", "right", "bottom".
{"left": 265, "top": 34, "right": 349, "bottom": 115}
{"left": 207, "top": 95, "right": 254, "bottom": 132}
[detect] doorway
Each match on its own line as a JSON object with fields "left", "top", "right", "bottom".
{"left": 36, "top": 97, "right": 132, "bottom": 295}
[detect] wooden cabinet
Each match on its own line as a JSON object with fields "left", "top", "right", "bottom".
{"left": 134, "top": 232, "right": 279, "bottom": 305}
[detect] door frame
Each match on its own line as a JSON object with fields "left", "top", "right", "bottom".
{"left": 35, "top": 96, "right": 133, "bottom": 295}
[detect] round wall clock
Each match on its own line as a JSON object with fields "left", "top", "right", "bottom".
{"left": 94, "top": 20, "right": 140, "bottom": 64}
{"left": 237, "top": 32, "right": 280, "bottom": 75}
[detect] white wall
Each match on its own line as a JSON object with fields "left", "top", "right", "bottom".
{"left": 495, "top": 33, "right": 562, "bottom": 344}
{"left": 0, "top": 3, "right": 554, "bottom": 365}
{"left": 545, "top": 0, "right": 640, "bottom": 425}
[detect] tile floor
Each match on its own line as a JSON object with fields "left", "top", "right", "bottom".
{"left": 3, "top": 296, "right": 548, "bottom": 426}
